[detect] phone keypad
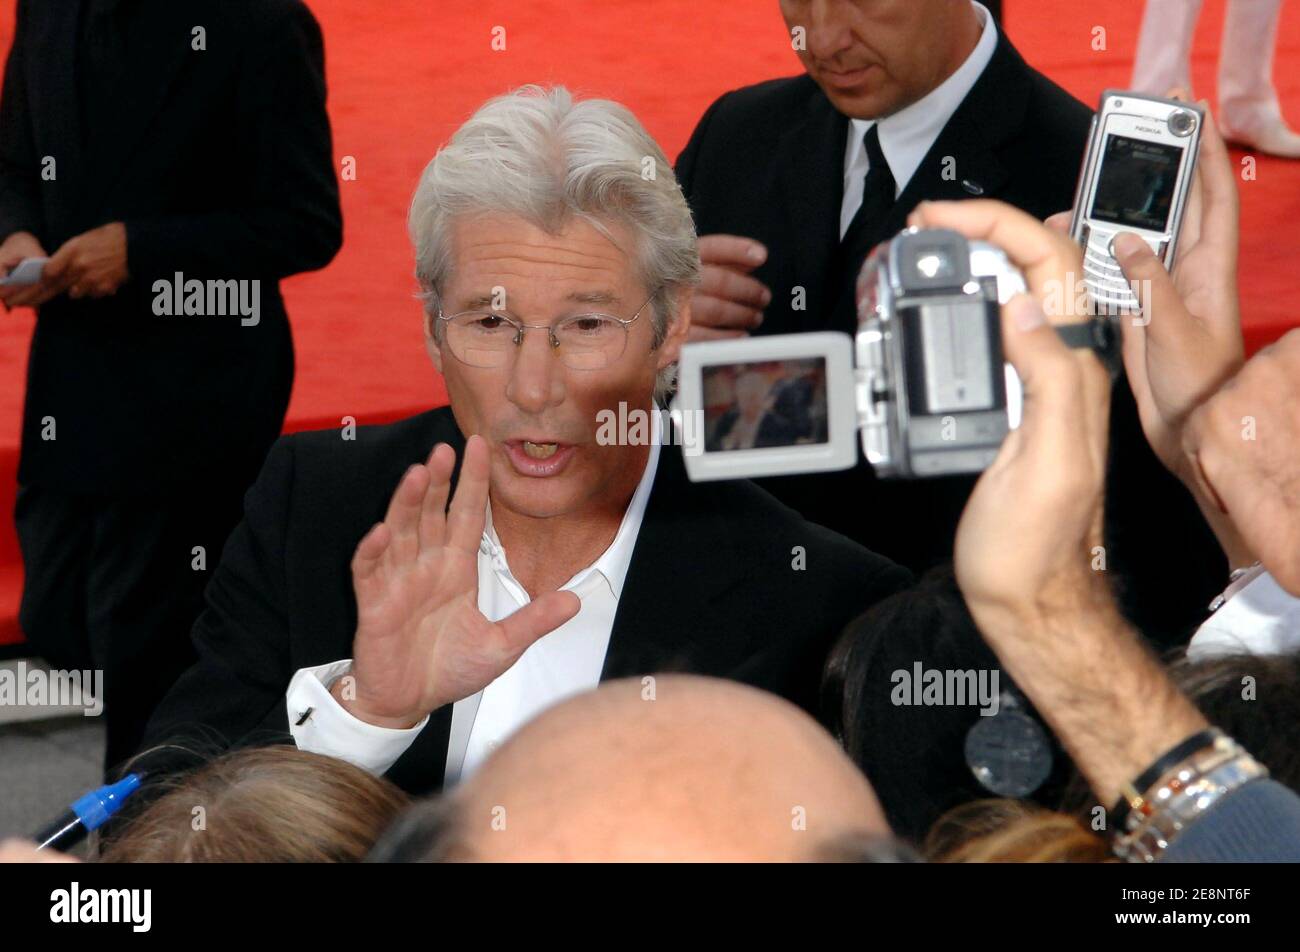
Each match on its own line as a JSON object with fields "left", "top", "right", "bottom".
{"left": 1083, "top": 240, "right": 1140, "bottom": 314}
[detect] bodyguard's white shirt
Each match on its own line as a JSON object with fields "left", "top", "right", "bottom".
{"left": 839, "top": 0, "right": 999, "bottom": 238}
{"left": 286, "top": 411, "right": 662, "bottom": 784}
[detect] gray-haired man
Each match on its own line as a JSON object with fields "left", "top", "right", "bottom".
{"left": 141, "top": 86, "right": 911, "bottom": 795}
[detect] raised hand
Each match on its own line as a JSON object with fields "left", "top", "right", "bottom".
{"left": 337, "top": 434, "right": 580, "bottom": 728}
{"left": 1113, "top": 105, "right": 1245, "bottom": 485}
{"left": 908, "top": 199, "right": 1112, "bottom": 628}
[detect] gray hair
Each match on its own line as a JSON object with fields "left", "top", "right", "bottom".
{"left": 408, "top": 85, "right": 701, "bottom": 404}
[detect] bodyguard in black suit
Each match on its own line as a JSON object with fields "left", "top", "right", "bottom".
{"left": 0, "top": 0, "right": 342, "bottom": 767}
{"left": 675, "top": 0, "right": 1223, "bottom": 643}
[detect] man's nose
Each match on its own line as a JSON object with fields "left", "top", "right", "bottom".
{"left": 505, "top": 327, "right": 566, "bottom": 414}
{"left": 805, "top": 0, "right": 854, "bottom": 60}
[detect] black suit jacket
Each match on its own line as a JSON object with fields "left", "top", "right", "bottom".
{"left": 675, "top": 32, "right": 1225, "bottom": 643}
{"left": 0, "top": 0, "right": 342, "bottom": 493}
{"left": 140, "top": 407, "right": 912, "bottom": 795}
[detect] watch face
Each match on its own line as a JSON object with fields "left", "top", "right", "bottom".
{"left": 964, "top": 708, "right": 1054, "bottom": 798}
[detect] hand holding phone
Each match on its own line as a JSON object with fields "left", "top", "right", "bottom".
{"left": 1069, "top": 91, "right": 1203, "bottom": 314}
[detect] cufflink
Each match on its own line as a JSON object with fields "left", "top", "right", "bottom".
{"left": 294, "top": 707, "right": 315, "bottom": 726}
{"left": 962, "top": 179, "right": 984, "bottom": 196}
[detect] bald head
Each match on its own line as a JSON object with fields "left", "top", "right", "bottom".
{"left": 437, "top": 676, "right": 889, "bottom": 861}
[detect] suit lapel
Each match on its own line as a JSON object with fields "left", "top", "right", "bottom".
{"left": 892, "top": 31, "right": 1029, "bottom": 219}
{"left": 602, "top": 444, "right": 748, "bottom": 681}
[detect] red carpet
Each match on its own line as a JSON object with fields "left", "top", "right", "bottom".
{"left": 1, "top": 0, "right": 1298, "bottom": 644}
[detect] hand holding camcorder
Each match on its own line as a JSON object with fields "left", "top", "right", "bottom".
{"left": 674, "top": 90, "right": 1202, "bottom": 484}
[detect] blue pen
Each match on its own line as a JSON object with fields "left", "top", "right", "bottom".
{"left": 34, "top": 774, "right": 143, "bottom": 851}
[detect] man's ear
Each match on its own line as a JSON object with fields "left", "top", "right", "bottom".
{"left": 424, "top": 310, "right": 445, "bottom": 374}
{"left": 655, "top": 290, "right": 692, "bottom": 372}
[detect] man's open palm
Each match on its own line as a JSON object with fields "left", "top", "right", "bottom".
{"left": 344, "top": 435, "right": 580, "bottom": 728}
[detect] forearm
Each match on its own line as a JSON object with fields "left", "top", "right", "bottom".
{"left": 974, "top": 590, "right": 1208, "bottom": 807}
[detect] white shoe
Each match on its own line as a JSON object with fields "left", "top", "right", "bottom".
{"left": 1221, "top": 109, "right": 1300, "bottom": 158}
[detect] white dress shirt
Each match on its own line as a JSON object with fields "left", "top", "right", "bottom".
{"left": 287, "top": 410, "right": 662, "bottom": 784}
{"left": 1187, "top": 567, "right": 1300, "bottom": 660}
{"left": 839, "top": 1, "right": 999, "bottom": 238}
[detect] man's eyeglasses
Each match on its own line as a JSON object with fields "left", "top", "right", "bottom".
{"left": 435, "top": 295, "right": 654, "bottom": 371}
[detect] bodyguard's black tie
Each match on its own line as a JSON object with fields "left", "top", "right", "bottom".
{"left": 842, "top": 124, "right": 897, "bottom": 253}
{"left": 833, "top": 124, "right": 897, "bottom": 332}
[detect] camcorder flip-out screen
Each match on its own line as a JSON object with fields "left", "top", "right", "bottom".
{"left": 702, "top": 357, "right": 830, "bottom": 454}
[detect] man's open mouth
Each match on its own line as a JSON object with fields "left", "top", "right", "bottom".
{"left": 521, "top": 440, "right": 559, "bottom": 460}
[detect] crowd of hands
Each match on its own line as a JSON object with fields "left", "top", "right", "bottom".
{"left": 3, "top": 105, "right": 1298, "bottom": 863}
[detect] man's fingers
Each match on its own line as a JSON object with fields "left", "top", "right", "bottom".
{"left": 1044, "top": 211, "right": 1072, "bottom": 234}
{"left": 697, "top": 234, "right": 767, "bottom": 271}
{"left": 908, "top": 200, "right": 1083, "bottom": 315}
{"left": 690, "top": 292, "right": 764, "bottom": 330}
{"left": 1194, "top": 105, "right": 1240, "bottom": 253}
{"left": 382, "top": 463, "right": 431, "bottom": 565}
{"left": 495, "top": 590, "right": 581, "bottom": 656}
{"left": 1113, "top": 232, "right": 1185, "bottom": 338}
{"left": 351, "top": 521, "right": 392, "bottom": 592}
{"left": 687, "top": 325, "right": 748, "bottom": 342}
{"left": 698, "top": 263, "right": 771, "bottom": 309}
{"left": 446, "top": 434, "right": 490, "bottom": 554}
{"left": 42, "top": 244, "right": 73, "bottom": 282}
{"left": 1000, "top": 294, "right": 1106, "bottom": 460}
{"left": 5, "top": 282, "right": 58, "bottom": 308}
{"left": 417, "top": 443, "right": 455, "bottom": 552}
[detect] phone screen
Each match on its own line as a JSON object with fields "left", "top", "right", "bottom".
{"left": 1089, "top": 134, "right": 1183, "bottom": 232}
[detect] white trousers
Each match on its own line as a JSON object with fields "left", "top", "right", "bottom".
{"left": 1133, "top": 0, "right": 1286, "bottom": 120}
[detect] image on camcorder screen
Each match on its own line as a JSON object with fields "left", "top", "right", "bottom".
{"left": 702, "top": 358, "right": 828, "bottom": 452}
{"left": 1089, "top": 134, "right": 1182, "bottom": 232}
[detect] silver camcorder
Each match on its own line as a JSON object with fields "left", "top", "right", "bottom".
{"left": 854, "top": 227, "right": 1026, "bottom": 477}
{"left": 673, "top": 227, "right": 1110, "bottom": 483}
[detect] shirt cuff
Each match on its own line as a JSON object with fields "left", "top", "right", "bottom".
{"left": 1188, "top": 570, "right": 1300, "bottom": 661}
{"left": 286, "top": 660, "right": 429, "bottom": 775}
